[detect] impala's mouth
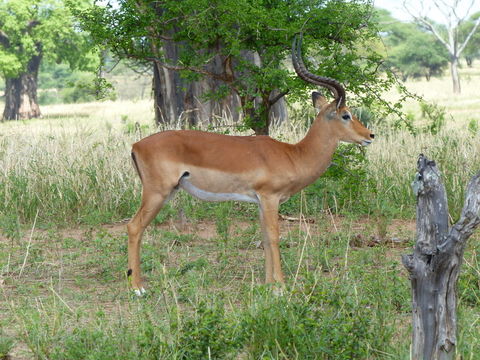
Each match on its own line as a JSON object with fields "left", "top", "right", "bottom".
{"left": 361, "top": 140, "right": 372, "bottom": 146}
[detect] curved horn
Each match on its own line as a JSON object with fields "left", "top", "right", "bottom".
{"left": 292, "top": 34, "right": 346, "bottom": 108}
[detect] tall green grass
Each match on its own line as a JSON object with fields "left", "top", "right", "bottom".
{"left": 0, "top": 123, "right": 140, "bottom": 226}
{"left": 1, "top": 105, "right": 479, "bottom": 229}
{"left": 367, "top": 125, "right": 480, "bottom": 218}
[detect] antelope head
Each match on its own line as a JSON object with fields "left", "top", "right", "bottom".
{"left": 292, "top": 34, "right": 375, "bottom": 146}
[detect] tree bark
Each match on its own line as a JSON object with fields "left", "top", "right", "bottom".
{"left": 402, "top": 154, "right": 480, "bottom": 359}
{"left": 152, "top": 40, "right": 243, "bottom": 128}
{"left": 2, "top": 54, "right": 42, "bottom": 121}
{"left": 450, "top": 56, "right": 461, "bottom": 94}
{"left": 152, "top": 36, "right": 236, "bottom": 128}
{"left": 152, "top": 37, "right": 287, "bottom": 132}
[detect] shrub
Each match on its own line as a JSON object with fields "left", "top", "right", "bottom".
{"left": 281, "top": 143, "right": 374, "bottom": 216}
{"left": 61, "top": 75, "right": 116, "bottom": 104}
{"left": 177, "top": 301, "right": 242, "bottom": 359}
{"left": 0, "top": 329, "right": 14, "bottom": 360}
{"left": 420, "top": 102, "right": 447, "bottom": 135}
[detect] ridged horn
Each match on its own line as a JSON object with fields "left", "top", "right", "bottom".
{"left": 292, "top": 33, "right": 346, "bottom": 109}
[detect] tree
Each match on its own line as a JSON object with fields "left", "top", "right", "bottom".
{"left": 389, "top": 36, "right": 449, "bottom": 81}
{"left": 404, "top": 0, "right": 480, "bottom": 93}
{"left": 0, "top": 0, "right": 96, "bottom": 120}
{"left": 149, "top": 33, "right": 258, "bottom": 128}
{"left": 460, "top": 12, "right": 480, "bottom": 66}
{"left": 377, "top": 10, "right": 449, "bottom": 81}
{"left": 76, "top": 0, "right": 396, "bottom": 135}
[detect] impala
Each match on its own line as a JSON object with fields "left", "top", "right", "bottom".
{"left": 127, "top": 35, "right": 374, "bottom": 295}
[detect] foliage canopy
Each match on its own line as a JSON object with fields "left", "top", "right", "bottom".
{"left": 461, "top": 11, "right": 480, "bottom": 65}
{"left": 75, "top": 0, "right": 403, "bottom": 130}
{"left": 0, "top": 0, "right": 96, "bottom": 79}
{"left": 376, "top": 9, "right": 449, "bottom": 81}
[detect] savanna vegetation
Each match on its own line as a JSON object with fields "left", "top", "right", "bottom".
{"left": 1, "top": 0, "right": 480, "bottom": 359}
{"left": 1, "top": 68, "right": 480, "bottom": 358}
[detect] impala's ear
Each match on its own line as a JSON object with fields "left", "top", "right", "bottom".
{"left": 312, "top": 91, "right": 328, "bottom": 111}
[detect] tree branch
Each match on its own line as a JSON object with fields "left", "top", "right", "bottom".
{"left": 434, "top": 0, "right": 454, "bottom": 26}
{"left": 464, "top": 0, "right": 476, "bottom": 21}
{"left": 424, "top": 21, "right": 450, "bottom": 51}
{"left": 409, "top": 12, "right": 452, "bottom": 53}
{"left": 0, "top": 30, "right": 10, "bottom": 49}
{"left": 124, "top": 52, "right": 241, "bottom": 94}
{"left": 458, "top": 16, "right": 480, "bottom": 55}
{"left": 268, "top": 90, "right": 289, "bottom": 107}
{"left": 404, "top": 0, "right": 480, "bottom": 57}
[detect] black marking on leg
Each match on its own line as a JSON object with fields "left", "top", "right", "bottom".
{"left": 127, "top": 269, "right": 133, "bottom": 277}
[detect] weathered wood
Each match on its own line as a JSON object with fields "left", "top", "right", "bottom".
{"left": 402, "top": 154, "right": 480, "bottom": 359}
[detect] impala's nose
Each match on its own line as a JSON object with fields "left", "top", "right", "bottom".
{"left": 370, "top": 133, "right": 375, "bottom": 139}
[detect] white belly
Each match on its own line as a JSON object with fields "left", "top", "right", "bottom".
{"left": 178, "top": 177, "right": 259, "bottom": 203}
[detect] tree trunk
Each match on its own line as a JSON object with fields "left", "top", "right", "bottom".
{"left": 146, "top": 4, "right": 287, "bottom": 131}
{"left": 152, "top": 58, "right": 182, "bottom": 126}
{"left": 242, "top": 97, "right": 269, "bottom": 136}
{"left": 152, "top": 39, "right": 287, "bottom": 131}
{"left": 246, "top": 91, "right": 287, "bottom": 136}
{"left": 152, "top": 37, "right": 240, "bottom": 127}
{"left": 450, "top": 56, "right": 461, "bottom": 94}
{"left": 2, "top": 54, "right": 42, "bottom": 121}
{"left": 152, "top": 41, "right": 244, "bottom": 128}
{"left": 465, "top": 56, "right": 473, "bottom": 67}
{"left": 402, "top": 154, "right": 480, "bottom": 359}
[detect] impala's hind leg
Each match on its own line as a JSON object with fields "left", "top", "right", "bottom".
{"left": 127, "top": 188, "right": 171, "bottom": 294}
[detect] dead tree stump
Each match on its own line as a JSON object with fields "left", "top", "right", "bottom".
{"left": 402, "top": 154, "right": 480, "bottom": 359}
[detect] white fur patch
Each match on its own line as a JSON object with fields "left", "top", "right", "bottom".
{"left": 179, "top": 178, "right": 259, "bottom": 203}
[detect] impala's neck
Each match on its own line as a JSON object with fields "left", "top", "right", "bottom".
{"left": 295, "top": 116, "right": 339, "bottom": 177}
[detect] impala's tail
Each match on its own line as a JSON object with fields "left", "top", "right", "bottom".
{"left": 131, "top": 151, "right": 143, "bottom": 182}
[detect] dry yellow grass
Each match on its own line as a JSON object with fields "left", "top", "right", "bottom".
{"left": 1, "top": 64, "right": 479, "bottom": 223}
{"left": 384, "top": 63, "right": 480, "bottom": 126}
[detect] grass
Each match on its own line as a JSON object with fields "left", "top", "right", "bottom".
{"left": 1, "top": 217, "right": 418, "bottom": 359}
{"left": 2, "top": 216, "right": 479, "bottom": 358}
{"left": 1, "top": 66, "right": 480, "bottom": 358}
{"left": 383, "top": 63, "right": 480, "bottom": 125}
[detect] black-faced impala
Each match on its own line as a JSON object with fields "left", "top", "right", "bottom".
{"left": 127, "top": 35, "right": 375, "bottom": 295}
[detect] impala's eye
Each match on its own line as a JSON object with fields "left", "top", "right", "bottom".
{"left": 342, "top": 113, "right": 351, "bottom": 121}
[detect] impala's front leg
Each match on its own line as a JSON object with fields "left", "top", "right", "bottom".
{"left": 259, "top": 196, "right": 284, "bottom": 283}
